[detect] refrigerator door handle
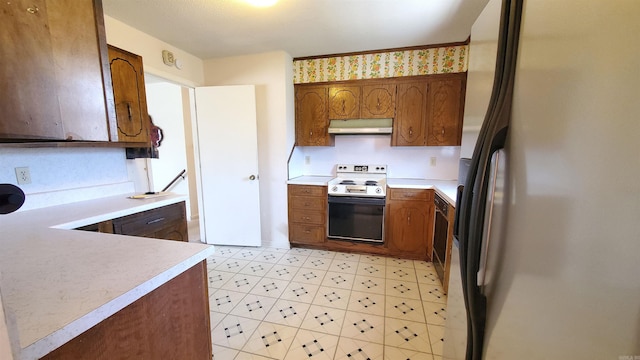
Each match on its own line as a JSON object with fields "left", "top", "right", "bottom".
{"left": 476, "top": 150, "right": 503, "bottom": 289}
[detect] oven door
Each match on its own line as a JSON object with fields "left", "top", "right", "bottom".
{"left": 327, "top": 195, "right": 385, "bottom": 243}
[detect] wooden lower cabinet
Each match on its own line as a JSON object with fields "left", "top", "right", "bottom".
{"left": 287, "top": 184, "right": 436, "bottom": 261}
{"left": 288, "top": 185, "right": 327, "bottom": 245}
{"left": 386, "top": 188, "right": 434, "bottom": 260}
{"left": 77, "top": 201, "right": 188, "bottom": 241}
{"left": 112, "top": 202, "right": 188, "bottom": 241}
{"left": 42, "top": 261, "right": 211, "bottom": 359}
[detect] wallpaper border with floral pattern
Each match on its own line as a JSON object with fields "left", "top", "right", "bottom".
{"left": 293, "top": 45, "right": 468, "bottom": 84}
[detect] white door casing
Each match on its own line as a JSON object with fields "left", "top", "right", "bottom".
{"left": 194, "top": 85, "right": 261, "bottom": 246}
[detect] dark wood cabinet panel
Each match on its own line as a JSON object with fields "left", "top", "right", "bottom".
{"left": 0, "top": 0, "right": 114, "bottom": 141}
{"left": 295, "top": 86, "right": 333, "bottom": 146}
{"left": 77, "top": 201, "right": 188, "bottom": 242}
{"left": 108, "top": 45, "right": 150, "bottom": 143}
{"left": 393, "top": 81, "right": 428, "bottom": 146}
{"left": 288, "top": 185, "right": 327, "bottom": 245}
{"left": 112, "top": 202, "right": 188, "bottom": 241}
{"left": 329, "top": 86, "right": 361, "bottom": 119}
{"left": 427, "top": 74, "right": 466, "bottom": 146}
{"left": 42, "top": 261, "right": 211, "bottom": 360}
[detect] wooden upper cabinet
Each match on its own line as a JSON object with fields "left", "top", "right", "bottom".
{"left": 295, "top": 86, "right": 334, "bottom": 146}
{"left": 108, "top": 45, "right": 150, "bottom": 143}
{"left": 329, "top": 86, "right": 360, "bottom": 119}
{"left": 393, "top": 80, "right": 428, "bottom": 146}
{"left": 361, "top": 84, "right": 396, "bottom": 118}
{"left": 294, "top": 75, "right": 464, "bottom": 148}
{"left": 0, "top": 0, "right": 114, "bottom": 141}
{"left": 328, "top": 83, "right": 395, "bottom": 119}
{"left": 427, "top": 74, "right": 466, "bottom": 146}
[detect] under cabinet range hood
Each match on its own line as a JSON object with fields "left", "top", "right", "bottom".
{"left": 327, "top": 118, "right": 393, "bottom": 134}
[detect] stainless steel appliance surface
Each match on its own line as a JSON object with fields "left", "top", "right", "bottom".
{"left": 445, "top": 0, "right": 640, "bottom": 359}
{"left": 327, "top": 164, "right": 387, "bottom": 243}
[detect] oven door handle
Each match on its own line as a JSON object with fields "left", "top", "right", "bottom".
{"left": 327, "top": 196, "right": 386, "bottom": 206}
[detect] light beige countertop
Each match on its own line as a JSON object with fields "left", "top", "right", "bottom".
{"left": 286, "top": 176, "right": 334, "bottom": 186}
{"left": 387, "top": 178, "right": 458, "bottom": 206}
{"left": 0, "top": 193, "right": 215, "bottom": 360}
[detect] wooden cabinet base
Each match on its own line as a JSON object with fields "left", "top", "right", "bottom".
{"left": 290, "top": 239, "right": 429, "bottom": 261}
{"left": 42, "top": 261, "right": 211, "bottom": 360}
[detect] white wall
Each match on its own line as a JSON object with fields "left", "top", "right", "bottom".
{"left": 146, "top": 82, "right": 191, "bottom": 219}
{"left": 203, "top": 51, "right": 295, "bottom": 249}
{"left": 104, "top": 16, "right": 205, "bottom": 87}
{"left": 291, "top": 135, "right": 461, "bottom": 180}
{"left": 0, "top": 147, "right": 133, "bottom": 211}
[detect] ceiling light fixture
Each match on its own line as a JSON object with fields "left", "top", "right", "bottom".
{"left": 244, "top": 0, "right": 278, "bottom": 7}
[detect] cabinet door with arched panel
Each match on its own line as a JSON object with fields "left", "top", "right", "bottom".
{"left": 393, "top": 80, "right": 428, "bottom": 146}
{"left": 427, "top": 74, "right": 466, "bottom": 146}
{"left": 295, "top": 86, "right": 333, "bottom": 146}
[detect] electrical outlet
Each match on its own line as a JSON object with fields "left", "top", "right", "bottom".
{"left": 430, "top": 157, "right": 437, "bottom": 167}
{"left": 15, "top": 167, "right": 32, "bottom": 185}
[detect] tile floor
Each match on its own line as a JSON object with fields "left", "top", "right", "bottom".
{"left": 205, "top": 245, "right": 447, "bottom": 360}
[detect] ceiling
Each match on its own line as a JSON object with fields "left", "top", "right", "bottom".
{"left": 102, "top": 0, "right": 489, "bottom": 60}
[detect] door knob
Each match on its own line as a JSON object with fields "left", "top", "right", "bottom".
{"left": 249, "top": 175, "right": 257, "bottom": 180}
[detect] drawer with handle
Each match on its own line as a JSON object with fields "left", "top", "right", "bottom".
{"left": 388, "top": 188, "right": 433, "bottom": 202}
{"left": 288, "top": 185, "right": 326, "bottom": 197}
{"left": 113, "top": 202, "right": 186, "bottom": 238}
{"left": 289, "top": 196, "right": 326, "bottom": 211}
{"left": 289, "top": 224, "right": 325, "bottom": 244}
{"left": 290, "top": 210, "right": 325, "bottom": 225}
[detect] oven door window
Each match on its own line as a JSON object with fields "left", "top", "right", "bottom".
{"left": 328, "top": 196, "right": 385, "bottom": 243}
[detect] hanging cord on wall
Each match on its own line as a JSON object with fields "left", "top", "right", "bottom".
{"left": 161, "top": 169, "right": 187, "bottom": 192}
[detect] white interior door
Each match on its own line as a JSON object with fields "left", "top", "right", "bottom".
{"left": 195, "top": 85, "right": 261, "bottom": 246}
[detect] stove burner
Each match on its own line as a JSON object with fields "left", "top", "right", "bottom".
{"left": 340, "top": 180, "right": 356, "bottom": 185}
{"left": 365, "top": 180, "right": 378, "bottom": 186}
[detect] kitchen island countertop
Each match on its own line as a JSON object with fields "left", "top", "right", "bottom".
{"left": 0, "top": 193, "right": 214, "bottom": 359}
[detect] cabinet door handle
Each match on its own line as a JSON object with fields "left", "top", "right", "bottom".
{"left": 26, "top": 5, "right": 39, "bottom": 14}
{"left": 407, "top": 213, "right": 411, "bottom": 225}
{"left": 409, "top": 127, "right": 413, "bottom": 136}
{"left": 147, "top": 217, "right": 165, "bottom": 225}
{"left": 127, "top": 103, "right": 132, "bottom": 121}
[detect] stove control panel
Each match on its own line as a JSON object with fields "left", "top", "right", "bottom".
{"left": 336, "top": 164, "right": 387, "bottom": 174}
